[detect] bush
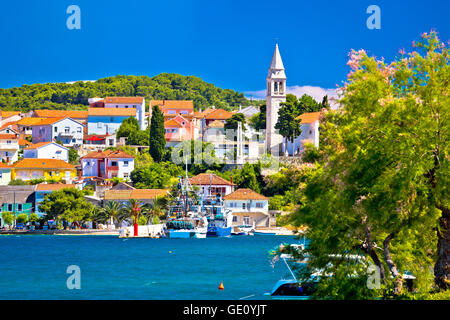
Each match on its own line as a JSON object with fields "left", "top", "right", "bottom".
{"left": 16, "top": 213, "right": 28, "bottom": 224}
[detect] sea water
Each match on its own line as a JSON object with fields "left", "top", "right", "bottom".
{"left": 0, "top": 234, "right": 303, "bottom": 300}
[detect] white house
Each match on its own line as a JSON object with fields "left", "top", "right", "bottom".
{"left": 189, "top": 173, "right": 236, "bottom": 200}
{"left": 23, "top": 141, "right": 69, "bottom": 162}
{"left": 285, "top": 111, "right": 321, "bottom": 156}
{"left": 0, "top": 133, "right": 19, "bottom": 164}
{"left": 30, "top": 117, "right": 85, "bottom": 147}
{"left": 223, "top": 188, "right": 270, "bottom": 228}
{"left": 81, "top": 149, "right": 135, "bottom": 180}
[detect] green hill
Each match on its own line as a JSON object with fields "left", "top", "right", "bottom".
{"left": 0, "top": 73, "right": 253, "bottom": 112}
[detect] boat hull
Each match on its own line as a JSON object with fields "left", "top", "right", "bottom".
{"left": 207, "top": 226, "right": 232, "bottom": 237}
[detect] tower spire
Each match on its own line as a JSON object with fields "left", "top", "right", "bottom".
{"left": 269, "top": 43, "right": 285, "bottom": 70}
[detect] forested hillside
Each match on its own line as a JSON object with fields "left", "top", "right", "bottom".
{"left": 0, "top": 73, "right": 252, "bottom": 112}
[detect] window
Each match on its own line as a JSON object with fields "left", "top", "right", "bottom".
{"left": 108, "top": 139, "right": 114, "bottom": 146}
{"left": 242, "top": 203, "right": 246, "bottom": 210}
{"left": 111, "top": 161, "right": 118, "bottom": 166}
{"left": 243, "top": 216, "right": 250, "bottom": 225}
{"left": 8, "top": 204, "right": 13, "bottom": 211}
{"left": 232, "top": 216, "right": 238, "bottom": 222}
{"left": 72, "top": 139, "right": 75, "bottom": 143}
{"left": 86, "top": 161, "right": 90, "bottom": 166}
{"left": 56, "top": 150, "right": 61, "bottom": 154}
{"left": 54, "top": 127, "right": 58, "bottom": 132}
{"left": 77, "top": 127, "right": 82, "bottom": 133}
{"left": 17, "top": 204, "right": 22, "bottom": 211}
{"left": 124, "top": 161, "right": 129, "bottom": 167}
{"left": 65, "top": 127, "right": 70, "bottom": 133}
{"left": 124, "top": 173, "right": 129, "bottom": 178}
{"left": 0, "top": 171, "right": 2, "bottom": 178}
{"left": 256, "top": 202, "right": 263, "bottom": 208}
{"left": 6, "top": 140, "right": 11, "bottom": 144}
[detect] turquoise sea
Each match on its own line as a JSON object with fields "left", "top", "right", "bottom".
{"left": 0, "top": 234, "right": 303, "bottom": 300}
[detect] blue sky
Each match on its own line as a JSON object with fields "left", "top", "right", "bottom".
{"left": 0, "top": 0, "right": 448, "bottom": 97}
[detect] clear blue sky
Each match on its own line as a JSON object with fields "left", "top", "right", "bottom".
{"left": 0, "top": 0, "right": 448, "bottom": 93}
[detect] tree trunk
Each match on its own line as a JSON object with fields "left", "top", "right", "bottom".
{"left": 383, "top": 233, "right": 402, "bottom": 295}
{"left": 434, "top": 204, "right": 450, "bottom": 290}
{"left": 362, "top": 216, "right": 386, "bottom": 282}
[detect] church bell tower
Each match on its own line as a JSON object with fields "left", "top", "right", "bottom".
{"left": 266, "top": 43, "right": 286, "bottom": 154}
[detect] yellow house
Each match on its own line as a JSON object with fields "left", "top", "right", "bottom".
{"left": 11, "top": 158, "right": 76, "bottom": 182}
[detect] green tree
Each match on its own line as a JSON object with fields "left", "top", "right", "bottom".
{"left": 1, "top": 212, "right": 14, "bottom": 226}
{"left": 39, "top": 188, "right": 94, "bottom": 224}
{"left": 292, "top": 31, "right": 449, "bottom": 297}
{"left": 28, "top": 213, "right": 39, "bottom": 223}
{"left": 68, "top": 148, "right": 79, "bottom": 165}
{"left": 149, "top": 105, "right": 165, "bottom": 162}
{"left": 130, "top": 161, "right": 182, "bottom": 189}
{"left": 16, "top": 213, "right": 28, "bottom": 224}
{"left": 100, "top": 201, "right": 124, "bottom": 228}
{"left": 248, "top": 104, "right": 266, "bottom": 131}
{"left": 224, "top": 113, "right": 247, "bottom": 132}
{"left": 116, "top": 117, "right": 140, "bottom": 139}
{"left": 8, "top": 179, "right": 27, "bottom": 185}
{"left": 275, "top": 94, "right": 302, "bottom": 144}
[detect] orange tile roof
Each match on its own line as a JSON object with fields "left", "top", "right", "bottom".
{"left": 151, "top": 100, "right": 193, "bottom": 110}
{"left": 104, "top": 189, "right": 168, "bottom": 200}
{"left": 1, "top": 111, "right": 20, "bottom": 118}
{"left": 164, "top": 119, "right": 183, "bottom": 127}
{"left": 18, "top": 139, "right": 32, "bottom": 146}
{"left": 295, "top": 112, "right": 321, "bottom": 124}
{"left": 223, "top": 188, "right": 268, "bottom": 201}
{"left": 34, "top": 110, "right": 88, "bottom": 119}
{"left": 25, "top": 141, "right": 66, "bottom": 150}
{"left": 189, "top": 173, "right": 235, "bottom": 186}
{"left": 0, "top": 133, "right": 18, "bottom": 140}
{"left": 88, "top": 108, "right": 137, "bottom": 117}
{"left": 0, "top": 162, "right": 10, "bottom": 168}
{"left": 27, "top": 117, "right": 67, "bottom": 126}
{"left": 0, "top": 121, "right": 18, "bottom": 130}
{"left": 17, "top": 117, "right": 48, "bottom": 126}
{"left": 81, "top": 149, "right": 134, "bottom": 159}
{"left": 208, "top": 120, "right": 225, "bottom": 128}
{"left": 36, "top": 184, "right": 76, "bottom": 191}
{"left": 12, "top": 158, "right": 75, "bottom": 169}
{"left": 104, "top": 97, "right": 144, "bottom": 104}
{"left": 204, "top": 108, "right": 233, "bottom": 120}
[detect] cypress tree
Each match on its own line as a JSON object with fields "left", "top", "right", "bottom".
{"left": 149, "top": 105, "right": 166, "bottom": 162}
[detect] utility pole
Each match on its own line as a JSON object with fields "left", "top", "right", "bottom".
{"left": 13, "top": 191, "right": 16, "bottom": 229}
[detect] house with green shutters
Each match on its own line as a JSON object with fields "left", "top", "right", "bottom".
{"left": 0, "top": 186, "right": 35, "bottom": 227}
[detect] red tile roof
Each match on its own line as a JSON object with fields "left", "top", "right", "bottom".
{"left": 34, "top": 110, "right": 88, "bottom": 119}
{"left": 223, "top": 188, "right": 268, "bottom": 201}
{"left": 36, "top": 184, "right": 76, "bottom": 191}
{"left": 88, "top": 108, "right": 137, "bottom": 117}
{"left": 189, "top": 173, "right": 235, "bottom": 186}
{"left": 151, "top": 100, "right": 193, "bottom": 110}
{"left": 12, "top": 158, "right": 75, "bottom": 169}
{"left": 0, "top": 133, "right": 18, "bottom": 140}
{"left": 81, "top": 149, "right": 134, "bottom": 159}
{"left": 295, "top": 112, "right": 321, "bottom": 124}
{"left": 204, "top": 108, "right": 233, "bottom": 120}
{"left": 25, "top": 141, "right": 66, "bottom": 150}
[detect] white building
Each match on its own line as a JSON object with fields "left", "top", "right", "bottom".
{"left": 23, "top": 141, "right": 69, "bottom": 162}
{"left": 81, "top": 149, "right": 135, "bottom": 180}
{"left": 266, "top": 44, "right": 286, "bottom": 155}
{"left": 223, "top": 188, "right": 270, "bottom": 228}
{"left": 30, "top": 117, "right": 85, "bottom": 147}
{"left": 285, "top": 111, "right": 321, "bottom": 156}
{"left": 189, "top": 173, "right": 236, "bottom": 200}
{"left": 0, "top": 133, "right": 19, "bottom": 164}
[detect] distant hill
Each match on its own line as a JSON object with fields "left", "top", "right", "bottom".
{"left": 0, "top": 74, "right": 253, "bottom": 112}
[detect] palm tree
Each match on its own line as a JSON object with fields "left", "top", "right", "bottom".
{"left": 143, "top": 196, "right": 169, "bottom": 224}
{"left": 100, "top": 201, "right": 123, "bottom": 228}
{"left": 121, "top": 199, "right": 145, "bottom": 226}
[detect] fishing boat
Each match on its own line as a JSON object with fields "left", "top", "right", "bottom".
{"left": 164, "top": 159, "right": 209, "bottom": 239}
{"left": 203, "top": 194, "right": 233, "bottom": 237}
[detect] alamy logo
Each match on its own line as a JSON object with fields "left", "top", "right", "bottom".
{"left": 66, "top": 5, "right": 81, "bottom": 30}
{"left": 366, "top": 262, "right": 381, "bottom": 289}
{"left": 66, "top": 265, "right": 81, "bottom": 289}
{"left": 366, "top": 5, "right": 381, "bottom": 30}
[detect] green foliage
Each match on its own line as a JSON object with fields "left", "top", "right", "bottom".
{"left": 27, "top": 178, "right": 46, "bottom": 185}
{"left": 171, "top": 140, "right": 222, "bottom": 175}
{"left": 1, "top": 212, "right": 14, "bottom": 225}
{"left": 149, "top": 105, "right": 165, "bottom": 162}
{"left": 224, "top": 113, "right": 247, "bottom": 132}
{"left": 292, "top": 31, "right": 449, "bottom": 297}
{"left": 116, "top": 117, "right": 150, "bottom": 146}
{"left": 116, "top": 117, "right": 140, "bottom": 138}
{"left": 28, "top": 213, "right": 39, "bottom": 223}
{"left": 68, "top": 148, "right": 80, "bottom": 165}
{"left": 0, "top": 74, "right": 250, "bottom": 112}
{"left": 130, "top": 161, "right": 183, "bottom": 189}
{"left": 301, "top": 143, "right": 321, "bottom": 163}
{"left": 248, "top": 104, "right": 266, "bottom": 131}
{"left": 39, "top": 188, "right": 95, "bottom": 223}
{"left": 16, "top": 213, "right": 28, "bottom": 224}
{"left": 8, "top": 179, "right": 27, "bottom": 185}
{"left": 275, "top": 94, "right": 302, "bottom": 143}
